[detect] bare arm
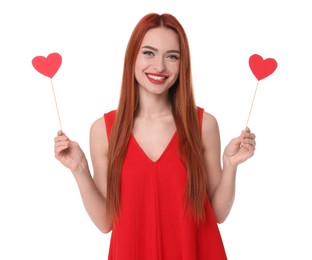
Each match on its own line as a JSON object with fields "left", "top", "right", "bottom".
{"left": 54, "top": 117, "right": 112, "bottom": 233}
{"left": 201, "top": 112, "right": 256, "bottom": 223}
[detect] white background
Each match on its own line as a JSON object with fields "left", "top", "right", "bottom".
{"left": 1, "top": 0, "right": 311, "bottom": 259}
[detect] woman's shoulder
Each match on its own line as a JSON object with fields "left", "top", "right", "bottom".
{"left": 90, "top": 116, "right": 107, "bottom": 140}
{"left": 200, "top": 109, "right": 220, "bottom": 151}
{"left": 201, "top": 109, "right": 219, "bottom": 136}
{"left": 90, "top": 109, "right": 117, "bottom": 141}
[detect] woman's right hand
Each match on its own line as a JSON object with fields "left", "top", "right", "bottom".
{"left": 54, "top": 130, "right": 87, "bottom": 172}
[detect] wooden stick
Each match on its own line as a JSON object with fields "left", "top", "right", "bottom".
{"left": 245, "top": 80, "right": 259, "bottom": 128}
{"left": 50, "top": 79, "right": 62, "bottom": 130}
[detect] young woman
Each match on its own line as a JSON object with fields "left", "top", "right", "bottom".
{"left": 54, "top": 13, "right": 256, "bottom": 259}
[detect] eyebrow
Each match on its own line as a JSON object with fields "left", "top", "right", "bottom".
{"left": 141, "top": 45, "right": 180, "bottom": 54}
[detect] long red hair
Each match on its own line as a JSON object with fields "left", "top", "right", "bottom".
{"left": 107, "top": 13, "right": 207, "bottom": 224}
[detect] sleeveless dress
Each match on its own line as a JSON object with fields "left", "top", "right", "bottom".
{"left": 104, "top": 107, "right": 227, "bottom": 260}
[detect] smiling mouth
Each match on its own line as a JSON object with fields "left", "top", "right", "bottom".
{"left": 146, "top": 73, "right": 169, "bottom": 83}
{"left": 147, "top": 75, "right": 166, "bottom": 80}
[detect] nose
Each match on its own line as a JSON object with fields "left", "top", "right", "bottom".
{"left": 153, "top": 56, "right": 166, "bottom": 72}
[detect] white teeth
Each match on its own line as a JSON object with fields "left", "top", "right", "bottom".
{"left": 147, "top": 74, "right": 166, "bottom": 81}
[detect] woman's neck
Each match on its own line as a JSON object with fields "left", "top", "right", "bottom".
{"left": 136, "top": 90, "right": 172, "bottom": 119}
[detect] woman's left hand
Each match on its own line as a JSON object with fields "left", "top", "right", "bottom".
{"left": 223, "top": 127, "right": 256, "bottom": 167}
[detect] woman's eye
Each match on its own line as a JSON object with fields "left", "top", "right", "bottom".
{"left": 143, "top": 51, "right": 154, "bottom": 56}
{"left": 167, "top": 55, "right": 180, "bottom": 60}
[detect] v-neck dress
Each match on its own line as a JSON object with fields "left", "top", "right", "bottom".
{"left": 104, "top": 107, "right": 227, "bottom": 260}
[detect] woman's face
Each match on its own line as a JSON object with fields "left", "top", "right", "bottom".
{"left": 134, "top": 27, "right": 180, "bottom": 96}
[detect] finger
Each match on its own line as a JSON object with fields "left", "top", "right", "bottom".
{"left": 54, "top": 135, "right": 68, "bottom": 143}
{"left": 241, "top": 139, "right": 256, "bottom": 153}
{"left": 239, "top": 141, "right": 255, "bottom": 153}
{"left": 55, "top": 145, "right": 68, "bottom": 154}
{"left": 55, "top": 139, "right": 69, "bottom": 148}
{"left": 247, "top": 133, "right": 256, "bottom": 141}
{"left": 54, "top": 131, "right": 72, "bottom": 142}
{"left": 56, "top": 130, "right": 71, "bottom": 140}
{"left": 242, "top": 131, "right": 256, "bottom": 140}
{"left": 242, "top": 134, "right": 256, "bottom": 144}
{"left": 55, "top": 142, "right": 70, "bottom": 154}
{"left": 241, "top": 140, "right": 256, "bottom": 149}
{"left": 231, "top": 133, "right": 243, "bottom": 145}
{"left": 55, "top": 130, "right": 65, "bottom": 142}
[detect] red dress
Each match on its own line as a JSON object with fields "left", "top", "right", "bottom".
{"left": 104, "top": 107, "right": 227, "bottom": 260}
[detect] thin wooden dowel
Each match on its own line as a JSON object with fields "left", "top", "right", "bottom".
{"left": 246, "top": 81, "right": 259, "bottom": 128}
{"left": 50, "top": 78, "right": 62, "bottom": 130}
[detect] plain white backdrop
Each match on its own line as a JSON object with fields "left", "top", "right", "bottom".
{"left": 1, "top": 0, "right": 311, "bottom": 259}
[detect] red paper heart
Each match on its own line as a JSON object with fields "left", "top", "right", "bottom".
{"left": 249, "top": 54, "right": 277, "bottom": 81}
{"left": 32, "top": 52, "right": 62, "bottom": 78}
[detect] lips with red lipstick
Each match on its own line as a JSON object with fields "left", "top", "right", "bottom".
{"left": 145, "top": 73, "right": 169, "bottom": 85}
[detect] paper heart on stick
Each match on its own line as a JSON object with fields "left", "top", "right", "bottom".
{"left": 249, "top": 54, "right": 277, "bottom": 81}
{"left": 32, "top": 52, "right": 63, "bottom": 130}
{"left": 245, "top": 54, "right": 278, "bottom": 127}
{"left": 32, "top": 52, "right": 62, "bottom": 78}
